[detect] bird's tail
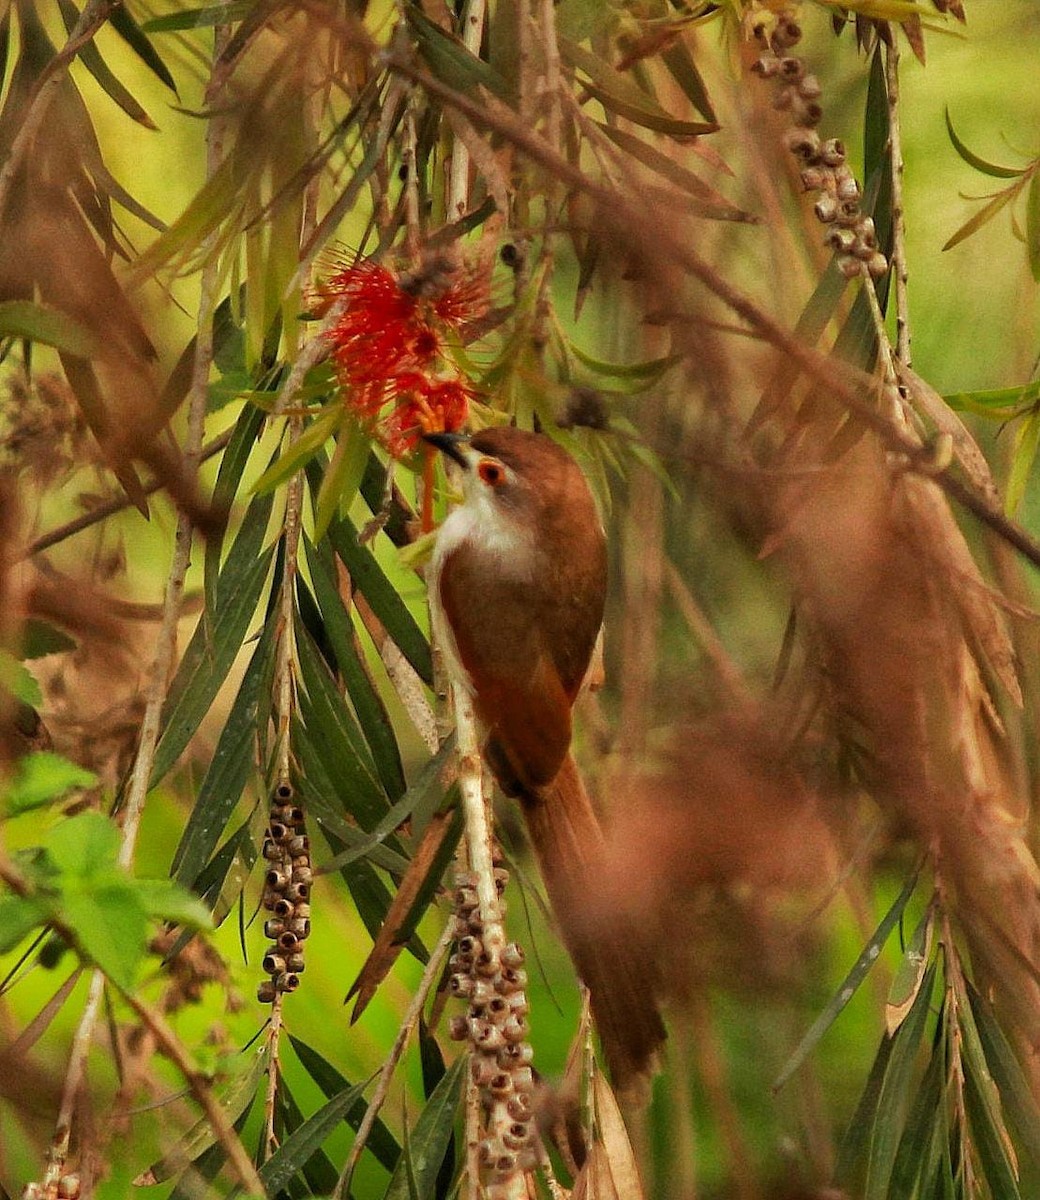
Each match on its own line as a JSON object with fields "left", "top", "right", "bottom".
{"left": 518, "top": 753, "right": 666, "bottom": 1090}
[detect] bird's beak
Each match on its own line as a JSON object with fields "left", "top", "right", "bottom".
{"left": 422, "top": 431, "right": 470, "bottom": 469}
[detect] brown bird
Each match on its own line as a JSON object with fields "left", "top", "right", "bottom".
{"left": 425, "top": 426, "right": 665, "bottom": 1088}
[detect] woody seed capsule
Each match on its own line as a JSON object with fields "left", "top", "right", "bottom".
{"left": 488, "top": 1071, "right": 513, "bottom": 1097}
{"left": 266, "top": 867, "right": 289, "bottom": 890}
{"left": 257, "top": 980, "right": 277, "bottom": 1003}
{"left": 501, "top": 943, "right": 525, "bottom": 968}
{"left": 507, "top": 1094, "right": 533, "bottom": 1121}
{"left": 262, "top": 840, "right": 281, "bottom": 861}
{"left": 450, "top": 974, "right": 474, "bottom": 997}
{"left": 751, "top": 55, "right": 779, "bottom": 78}
{"left": 867, "top": 252, "right": 889, "bottom": 279}
{"left": 502, "top": 1016, "right": 528, "bottom": 1044}
{"left": 286, "top": 953, "right": 306, "bottom": 972}
{"left": 502, "top": 1123, "right": 529, "bottom": 1151}
{"left": 262, "top": 952, "right": 287, "bottom": 975}
{"left": 449, "top": 1015, "right": 469, "bottom": 1040}
{"left": 820, "top": 139, "right": 846, "bottom": 167}
{"left": 838, "top": 256, "right": 863, "bottom": 279}
{"left": 273, "top": 897, "right": 294, "bottom": 918}
{"left": 276, "top": 971, "right": 300, "bottom": 993}
{"left": 814, "top": 195, "right": 839, "bottom": 223}
{"left": 264, "top": 919, "right": 286, "bottom": 939}
{"left": 287, "top": 835, "right": 309, "bottom": 855}
{"left": 499, "top": 1043, "right": 534, "bottom": 1068}
{"left": 289, "top": 917, "right": 311, "bottom": 939}
{"left": 269, "top": 821, "right": 289, "bottom": 843}
{"left": 798, "top": 74, "right": 822, "bottom": 100}
{"left": 779, "top": 56, "right": 805, "bottom": 81}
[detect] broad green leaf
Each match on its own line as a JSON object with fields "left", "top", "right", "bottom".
{"left": 969, "top": 983, "right": 1040, "bottom": 1170}
{"left": 43, "top": 811, "right": 119, "bottom": 877}
{"left": 61, "top": 880, "right": 148, "bottom": 989}
{"left": 1027, "top": 170, "right": 1040, "bottom": 282}
{"left": 171, "top": 619, "right": 273, "bottom": 887}
{"left": 886, "top": 903, "right": 934, "bottom": 1034}
{"left": 560, "top": 38, "right": 716, "bottom": 137}
{"left": 258, "top": 1079, "right": 371, "bottom": 1194}
{"left": 945, "top": 109, "right": 1024, "bottom": 180}
{"left": 6, "top": 753, "right": 96, "bottom": 815}
{"left": 384, "top": 1055, "right": 465, "bottom": 1200}
{"left": 142, "top": 3, "right": 254, "bottom": 35}
{"left": 289, "top": 1035, "right": 401, "bottom": 1172}
{"left": 328, "top": 517, "right": 433, "bottom": 686}
{"left": 304, "top": 536, "right": 407, "bottom": 798}
{"left": 0, "top": 653, "right": 42, "bottom": 707}
{"left": 864, "top": 963, "right": 936, "bottom": 1200}
{"left": 0, "top": 301, "right": 98, "bottom": 357}
{"left": 131, "top": 880, "right": 213, "bottom": 930}
{"left": 0, "top": 895, "right": 48, "bottom": 954}
{"left": 137, "top": 1046, "right": 267, "bottom": 1185}
{"left": 943, "top": 184, "right": 1022, "bottom": 253}
{"left": 1005, "top": 408, "right": 1040, "bottom": 516}
{"left": 775, "top": 866, "right": 920, "bottom": 1092}
{"left": 152, "top": 490, "right": 275, "bottom": 786}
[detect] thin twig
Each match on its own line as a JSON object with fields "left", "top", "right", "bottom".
{"left": 23, "top": 429, "right": 233, "bottom": 561}
{"left": 333, "top": 919, "right": 455, "bottom": 1199}
{"left": 120, "top": 990, "right": 265, "bottom": 1195}
{"left": 383, "top": 54, "right": 1040, "bottom": 574}
{"left": 884, "top": 31, "right": 912, "bottom": 366}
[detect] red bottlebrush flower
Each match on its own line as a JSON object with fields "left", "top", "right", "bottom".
{"left": 322, "top": 254, "right": 485, "bottom": 460}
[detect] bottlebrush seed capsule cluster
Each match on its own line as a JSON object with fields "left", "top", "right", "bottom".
{"left": 257, "top": 784, "right": 312, "bottom": 1002}
{"left": 447, "top": 861, "right": 538, "bottom": 1192}
{"left": 750, "top": 6, "right": 888, "bottom": 281}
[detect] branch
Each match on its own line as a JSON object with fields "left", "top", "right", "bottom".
{"left": 884, "top": 32, "right": 912, "bottom": 366}
{"left": 332, "top": 919, "right": 455, "bottom": 1199}
{"left": 383, "top": 53, "right": 1040, "bottom": 573}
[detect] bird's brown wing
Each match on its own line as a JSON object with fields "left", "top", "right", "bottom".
{"left": 437, "top": 547, "right": 572, "bottom": 789}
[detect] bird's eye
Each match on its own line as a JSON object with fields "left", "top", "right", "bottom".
{"left": 477, "top": 459, "right": 505, "bottom": 487}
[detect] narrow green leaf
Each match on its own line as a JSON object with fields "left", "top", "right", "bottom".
{"left": 886, "top": 903, "right": 934, "bottom": 1034}
{"left": 943, "top": 184, "right": 1022, "bottom": 252}
{"left": 171, "top": 620, "right": 273, "bottom": 887}
{"left": 595, "top": 124, "right": 750, "bottom": 223}
{"left": 1005, "top": 408, "right": 1040, "bottom": 516}
{"left": 963, "top": 1055, "right": 1022, "bottom": 1199}
{"left": 888, "top": 1021, "right": 948, "bottom": 1197}
{"left": 276, "top": 1082, "right": 340, "bottom": 1195}
{"left": 569, "top": 339, "right": 684, "bottom": 382}
{"left": 385, "top": 1056, "right": 465, "bottom": 1200}
{"left": 152, "top": 491, "right": 275, "bottom": 786}
{"left": 0, "top": 301, "right": 98, "bottom": 357}
{"left": 258, "top": 1079, "right": 371, "bottom": 1193}
{"left": 109, "top": 5, "right": 177, "bottom": 92}
{"left": 313, "top": 416, "right": 370, "bottom": 543}
{"left": 6, "top": 753, "right": 96, "bottom": 815}
{"left": 969, "top": 983, "right": 1040, "bottom": 1170}
{"left": 304, "top": 536, "right": 407, "bottom": 798}
{"left": 328, "top": 517, "right": 433, "bottom": 686}
{"left": 560, "top": 37, "right": 716, "bottom": 137}
{"left": 55, "top": 0, "right": 156, "bottom": 127}
{"left": 775, "top": 866, "right": 920, "bottom": 1092}
{"left": 295, "top": 622, "right": 388, "bottom": 826}
{"left": 1026, "top": 170, "right": 1040, "bottom": 282}
{"left": 138, "top": 1047, "right": 267, "bottom": 1184}
{"left": 204, "top": 397, "right": 266, "bottom": 618}
{"left": 945, "top": 109, "right": 1024, "bottom": 180}
{"left": 661, "top": 40, "right": 716, "bottom": 124}
{"left": 944, "top": 382, "right": 1040, "bottom": 417}
{"left": 864, "top": 963, "right": 936, "bottom": 1200}
{"left": 289, "top": 1035, "right": 401, "bottom": 1171}
{"left": 142, "top": 2, "right": 254, "bottom": 34}
{"left": 407, "top": 5, "right": 510, "bottom": 99}
{"left": 252, "top": 407, "right": 340, "bottom": 496}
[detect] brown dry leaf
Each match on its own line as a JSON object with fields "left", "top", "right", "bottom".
{"left": 345, "top": 808, "right": 456, "bottom": 1021}
{"left": 573, "top": 1072, "right": 646, "bottom": 1200}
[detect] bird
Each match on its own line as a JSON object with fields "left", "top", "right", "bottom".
{"left": 425, "top": 425, "right": 665, "bottom": 1088}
